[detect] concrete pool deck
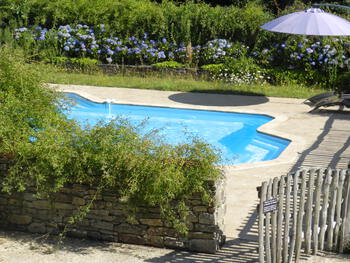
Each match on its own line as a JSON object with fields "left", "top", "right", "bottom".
{"left": 50, "top": 83, "right": 345, "bottom": 240}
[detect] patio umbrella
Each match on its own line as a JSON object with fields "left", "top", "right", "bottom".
{"left": 261, "top": 7, "right": 350, "bottom": 36}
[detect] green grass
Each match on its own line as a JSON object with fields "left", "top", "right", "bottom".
{"left": 38, "top": 64, "right": 329, "bottom": 99}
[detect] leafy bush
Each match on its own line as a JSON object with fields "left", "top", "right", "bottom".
{"left": 0, "top": 47, "right": 221, "bottom": 233}
{"left": 152, "top": 61, "right": 185, "bottom": 69}
{"left": 253, "top": 38, "right": 349, "bottom": 87}
{"left": 335, "top": 71, "right": 350, "bottom": 93}
{"left": 201, "top": 63, "right": 224, "bottom": 73}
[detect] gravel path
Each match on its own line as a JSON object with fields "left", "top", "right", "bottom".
{"left": 1, "top": 230, "right": 350, "bottom": 263}
{"left": 0, "top": 230, "right": 175, "bottom": 263}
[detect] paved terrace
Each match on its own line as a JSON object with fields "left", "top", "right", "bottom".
{"left": 18, "top": 83, "right": 346, "bottom": 262}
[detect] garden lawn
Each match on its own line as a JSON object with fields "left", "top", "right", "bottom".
{"left": 39, "top": 64, "right": 329, "bottom": 99}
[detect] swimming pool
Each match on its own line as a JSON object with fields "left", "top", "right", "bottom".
{"left": 64, "top": 93, "right": 290, "bottom": 165}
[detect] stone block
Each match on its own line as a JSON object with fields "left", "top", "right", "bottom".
{"left": 105, "top": 202, "right": 113, "bottom": 208}
{"left": 103, "top": 195, "right": 116, "bottom": 202}
{"left": 57, "top": 209, "right": 72, "bottom": 217}
{"left": 194, "top": 223, "right": 217, "bottom": 233}
{"left": 67, "top": 229, "right": 87, "bottom": 238}
{"left": 188, "top": 231, "right": 215, "bottom": 239}
{"left": 101, "top": 216, "right": 115, "bottom": 222}
{"left": 109, "top": 209, "right": 125, "bottom": 216}
{"left": 101, "top": 234, "right": 117, "bottom": 242}
{"left": 8, "top": 215, "right": 32, "bottom": 225}
{"left": 32, "top": 210, "right": 49, "bottom": 220}
{"left": 137, "top": 212, "right": 161, "bottom": 219}
{"left": 28, "top": 222, "right": 46, "bottom": 233}
{"left": 54, "top": 193, "right": 72, "bottom": 203}
{"left": 23, "top": 193, "right": 35, "bottom": 201}
{"left": 72, "top": 197, "right": 85, "bottom": 206}
{"left": 189, "top": 239, "right": 217, "bottom": 254}
{"left": 119, "top": 234, "right": 145, "bottom": 245}
{"left": 0, "top": 197, "right": 7, "bottom": 205}
{"left": 89, "top": 209, "right": 109, "bottom": 217}
{"left": 147, "top": 207, "right": 161, "bottom": 213}
{"left": 114, "top": 223, "right": 146, "bottom": 235}
{"left": 164, "top": 237, "right": 185, "bottom": 248}
{"left": 92, "top": 201, "right": 105, "bottom": 209}
{"left": 32, "top": 200, "right": 51, "bottom": 209}
{"left": 100, "top": 229, "right": 116, "bottom": 236}
{"left": 139, "top": 219, "right": 163, "bottom": 227}
{"left": 8, "top": 199, "right": 22, "bottom": 206}
{"left": 193, "top": 206, "right": 208, "bottom": 212}
{"left": 186, "top": 212, "right": 198, "bottom": 223}
{"left": 189, "top": 200, "right": 203, "bottom": 206}
{"left": 207, "top": 207, "right": 215, "bottom": 213}
{"left": 147, "top": 227, "right": 178, "bottom": 237}
{"left": 95, "top": 221, "right": 114, "bottom": 231}
{"left": 73, "top": 184, "right": 88, "bottom": 192}
{"left": 60, "top": 187, "right": 72, "bottom": 194}
{"left": 55, "top": 202, "right": 73, "bottom": 210}
{"left": 87, "top": 231, "right": 101, "bottom": 240}
{"left": 146, "top": 235, "right": 164, "bottom": 247}
{"left": 199, "top": 213, "right": 214, "bottom": 225}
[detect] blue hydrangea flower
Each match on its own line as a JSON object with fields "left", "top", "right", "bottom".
{"left": 306, "top": 48, "right": 313, "bottom": 54}
{"left": 157, "top": 51, "right": 166, "bottom": 59}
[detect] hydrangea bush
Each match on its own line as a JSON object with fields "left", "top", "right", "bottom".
{"left": 253, "top": 38, "right": 350, "bottom": 86}
{"left": 13, "top": 24, "right": 350, "bottom": 87}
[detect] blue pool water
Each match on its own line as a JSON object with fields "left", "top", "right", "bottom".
{"left": 64, "top": 93, "right": 290, "bottom": 165}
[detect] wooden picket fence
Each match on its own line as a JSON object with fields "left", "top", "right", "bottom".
{"left": 257, "top": 168, "right": 350, "bottom": 263}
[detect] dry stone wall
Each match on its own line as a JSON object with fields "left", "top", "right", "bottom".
{"left": 0, "top": 159, "right": 226, "bottom": 253}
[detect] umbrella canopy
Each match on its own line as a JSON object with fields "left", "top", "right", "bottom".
{"left": 261, "top": 8, "right": 350, "bottom": 36}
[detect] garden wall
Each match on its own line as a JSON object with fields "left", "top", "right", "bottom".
{"left": 0, "top": 159, "right": 226, "bottom": 253}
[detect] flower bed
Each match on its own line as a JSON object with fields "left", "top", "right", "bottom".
{"left": 14, "top": 24, "right": 350, "bottom": 87}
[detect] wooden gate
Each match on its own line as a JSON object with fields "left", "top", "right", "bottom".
{"left": 257, "top": 168, "right": 350, "bottom": 262}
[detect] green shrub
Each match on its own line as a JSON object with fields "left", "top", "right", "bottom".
{"left": 69, "top": 57, "right": 99, "bottom": 72}
{"left": 201, "top": 64, "right": 225, "bottom": 78}
{"left": 201, "top": 63, "right": 224, "bottom": 71}
{"left": 47, "top": 56, "right": 68, "bottom": 64}
{"left": 335, "top": 71, "right": 350, "bottom": 93}
{"left": 0, "top": 47, "right": 221, "bottom": 233}
{"left": 266, "top": 67, "right": 332, "bottom": 88}
{"left": 152, "top": 61, "right": 185, "bottom": 69}
{"left": 46, "top": 57, "right": 99, "bottom": 72}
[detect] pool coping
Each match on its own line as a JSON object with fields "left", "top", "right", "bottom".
{"left": 51, "top": 83, "right": 305, "bottom": 171}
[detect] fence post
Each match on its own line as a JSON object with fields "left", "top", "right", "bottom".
{"left": 343, "top": 173, "right": 350, "bottom": 252}
{"left": 259, "top": 182, "right": 268, "bottom": 263}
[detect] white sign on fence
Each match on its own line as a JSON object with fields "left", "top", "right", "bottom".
{"left": 263, "top": 198, "right": 278, "bottom": 213}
